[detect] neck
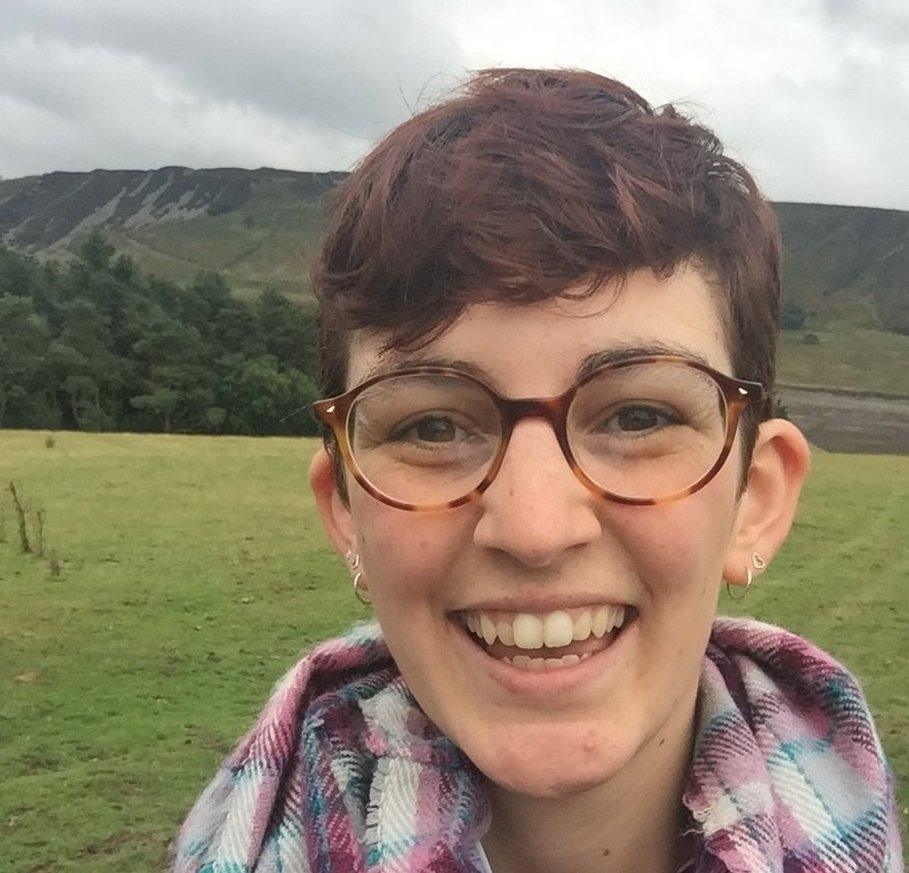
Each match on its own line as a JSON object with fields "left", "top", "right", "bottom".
{"left": 481, "top": 685, "right": 699, "bottom": 873}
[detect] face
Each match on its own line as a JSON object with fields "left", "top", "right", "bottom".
{"left": 322, "top": 265, "right": 748, "bottom": 798}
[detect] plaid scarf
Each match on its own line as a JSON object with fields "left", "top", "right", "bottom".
{"left": 170, "top": 618, "right": 903, "bottom": 872}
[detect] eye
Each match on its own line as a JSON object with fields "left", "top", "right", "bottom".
{"left": 605, "top": 404, "right": 679, "bottom": 434}
{"left": 394, "top": 415, "right": 464, "bottom": 443}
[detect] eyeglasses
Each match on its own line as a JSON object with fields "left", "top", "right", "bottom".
{"left": 313, "top": 355, "right": 765, "bottom": 512}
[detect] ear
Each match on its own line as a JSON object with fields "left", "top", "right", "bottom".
{"left": 308, "top": 446, "right": 356, "bottom": 558}
{"left": 723, "top": 418, "right": 811, "bottom": 586}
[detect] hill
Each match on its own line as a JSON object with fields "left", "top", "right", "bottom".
{"left": 777, "top": 203, "right": 908, "bottom": 333}
{"left": 0, "top": 168, "right": 338, "bottom": 298}
{"left": 1, "top": 167, "right": 906, "bottom": 329}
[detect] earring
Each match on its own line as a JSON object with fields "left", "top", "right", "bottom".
{"left": 726, "top": 551, "right": 768, "bottom": 601}
{"left": 345, "top": 549, "right": 372, "bottom": 605}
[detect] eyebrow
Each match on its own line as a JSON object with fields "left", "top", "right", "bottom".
{"left": 360, "top": 341, "right": 714, "bottom": 390}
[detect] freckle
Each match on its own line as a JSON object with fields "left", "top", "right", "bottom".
{"left": 602, "top": 848, "right": 610, "bottom": 857}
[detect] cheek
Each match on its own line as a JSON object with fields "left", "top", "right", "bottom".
{"left": 351, "top": 494, "right": 469, "bottom": 603}
{"left": 607, "top": 481, "right": 737, "bottom": 600}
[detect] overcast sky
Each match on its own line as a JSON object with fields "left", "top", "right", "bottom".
{"left": 1, "top": 0, "right": 907, "bottom": 209}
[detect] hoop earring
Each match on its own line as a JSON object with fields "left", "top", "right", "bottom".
{"left": 352, "top": 571, "right": 372, "bottom": 604}
{"left": 345, "top": 549, "right": 372, "bottom": 605}
{"left": 726, "top": 551, "right": 767, "bottom": 601}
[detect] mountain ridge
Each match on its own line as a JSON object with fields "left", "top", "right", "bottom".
{"left": 0, "top": 166, "right": 339, "bottom": 249}
{"left": 1, "top": 167, "right": 906, "bottom": 332}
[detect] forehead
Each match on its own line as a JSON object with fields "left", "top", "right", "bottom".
{"left": 347, "top": 266, "right": 732, "bottom": 392}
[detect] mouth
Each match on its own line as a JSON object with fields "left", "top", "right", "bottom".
{"left": 455, "top": 602, "right": 637, "bottom": 671}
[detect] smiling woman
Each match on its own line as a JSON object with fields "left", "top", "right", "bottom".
{"left": 170, "top": 69, "right": 903, "bottom": 873}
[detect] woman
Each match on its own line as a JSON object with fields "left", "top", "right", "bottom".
{"left": 171, "top": 69, "right": 902, "bottom": 872}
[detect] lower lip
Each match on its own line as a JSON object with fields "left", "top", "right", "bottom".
{"left": 450, "top": 613, "right": 637, "bottom": 697}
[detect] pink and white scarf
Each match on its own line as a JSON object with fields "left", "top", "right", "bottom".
{"left": 171, "top": 617, "right": 903, "bottom": 872}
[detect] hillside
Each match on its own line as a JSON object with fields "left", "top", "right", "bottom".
{"left": 1, "top": 168, "right": 907, "bottom": 328}
{"left": 777, "top": 203, "right": 908, "bottom": 333}
{"left": 0, "top": 167, "right": 338, "bottom": 297}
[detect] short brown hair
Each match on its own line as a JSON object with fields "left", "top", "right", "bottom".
{"left": 311, "top": 68, "right": 781, "bottom": 503}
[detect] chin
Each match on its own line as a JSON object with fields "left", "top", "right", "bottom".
{"left": 460, "top": 721, "right": 634, "bottom": 799}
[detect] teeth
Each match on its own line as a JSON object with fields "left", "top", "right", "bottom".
{"left": 592, "top": 606, "right": 609, "bottom": 638}
{"left": 506, "top": 652, "right": 591, "bottom": 670}
{"left": 480, "top": 614, "right": 498, "bottom": 646}
{"left": 572, "top": 610, "right": 592, "bottom": 641}
{"left": 464, "top": 604, "right": 629, "bottom": 648}
{"left": 512, "top": 614, "right": 543, "bottom": 649}
{"left": 542, "top": 611, "right": 574, "bottom": 648}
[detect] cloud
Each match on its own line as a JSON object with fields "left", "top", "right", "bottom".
{"left": 444, "top": 0, "right": 909, "bottom": 209}
{"left": 0, "top": 34, "right": 372, "bottom": 174}
{"left": 818, "top": 0, "right": 909, "bottom": 47}
{"left": 0, "top": 0, "right": 906, "bottom": 209}
{"left": 0, "top": 0, "right": 467, "bottom": 175}
{"left": 10, "top": 1, "right": 467, "bottom": 131}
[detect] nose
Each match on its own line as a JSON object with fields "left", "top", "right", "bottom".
{"left": 472, "top": 417, "right": 603, "bottom": 567}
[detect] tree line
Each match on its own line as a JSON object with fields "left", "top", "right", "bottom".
{"left": 0, "top": 232, "right": 322, "bottom": 435}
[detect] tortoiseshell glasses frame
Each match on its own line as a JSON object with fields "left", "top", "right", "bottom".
{"left": 312, "top": 355, "right": 766, "bottom": 512}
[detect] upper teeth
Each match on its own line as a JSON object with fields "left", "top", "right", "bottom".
{"left": 464, "top": 605, "right": 626, "bottom": 649}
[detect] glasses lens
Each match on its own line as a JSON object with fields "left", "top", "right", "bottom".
{"left": 348, "top": 372, "right": 502, "bottom": 506}
{"left": 567, "top": 361, "right": 728, "bottom": 500}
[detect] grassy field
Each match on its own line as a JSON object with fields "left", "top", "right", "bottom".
{"left": 778, "top": 328, "right": 909, "bottom": 397}
{"left": 1, "top": 430, "right": 906, "bottom": 871}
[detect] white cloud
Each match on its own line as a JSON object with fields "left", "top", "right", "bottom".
{"left": 0, "top": 35, "right": 369, "bottom": 173}
{"left": 0, "top": 0, "right": 906, "bottom": 208}
{"left": 445, "top": 0, "right": 909, "bottom": 208}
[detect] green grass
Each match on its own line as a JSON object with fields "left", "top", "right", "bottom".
{"left": 778, "top": 328, "right": 909, "bottom": 396}
{"left": 1, "top": 431, "right": 906, "bottom": 870}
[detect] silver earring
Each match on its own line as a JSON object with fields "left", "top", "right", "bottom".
{"left": 726, "top": 551, "right": 767, "bottom": 601}
{"left": 345, "top": 549, "right": 371, "bottom": 605}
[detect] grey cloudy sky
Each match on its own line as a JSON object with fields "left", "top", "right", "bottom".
{"left": 1, "top": 0, "right": 907, "bottom": 209}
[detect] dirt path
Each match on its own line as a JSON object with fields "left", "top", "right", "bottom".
{"left": 778, "top": 388, "right": 909, "bottom": 454}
